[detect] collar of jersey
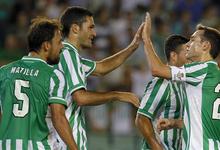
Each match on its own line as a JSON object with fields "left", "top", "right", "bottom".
{"left": 206, "top": 60, "right": 217, "bottom": 65}
{"left": 62, "top": 41, "right": 79, "bottom": 53}
{"left": 22, "top": 56, "right": 47, "bottom": 64}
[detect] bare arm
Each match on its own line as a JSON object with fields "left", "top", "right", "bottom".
{"left": 92, "top": 24, "right": 144, "bottom": 76}
{"left": 50, "top": 104, "right": 78, "bottom": 150}
{"left": 142, "top": 13, "right": 171, "bottom": 79}
{"left": 72, "top": 89, "right": 139, "bottom": 108}
{"left": 157, "top": 118, "right": 183, "bottom": 133}
{"left": 136, "top": 114, "right": 163, "bottom": 150}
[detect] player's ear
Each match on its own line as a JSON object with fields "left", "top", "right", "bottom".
{"left": 202, "top": 41, "right": 211, "bottom": 52}
{"left": 41, "top": 41, "right": 51, "bottom": 53}
{"left": 170, "top": 51, "right": 177, "bottom": 63}
{"left": 70, "top": 24, "right": 80, "bottom": 35}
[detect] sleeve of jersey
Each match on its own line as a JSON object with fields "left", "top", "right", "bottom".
{"left": 170, "top": 62, "right": 208, "bottom": 85}
{"left": 81, "top": 58, "right": 96, "bottom": 77}
{"left": 49, "top": 69, "right": 68, "bottom": 107}
{"left": 137, "top": 78, "right": 170, "bottom": 119}
{"left": 58, "top": 49, "right": 86, "bottom": 94}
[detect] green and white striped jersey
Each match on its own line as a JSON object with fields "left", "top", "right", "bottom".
{"left": 55, "top": 41, "right": 96, "bottom": 150}
{"left": 0, "top": 56, "right": 67, "bottom": 150}
{"left": 171, "top": 61, "right": 220, "bottom": 150}
{"left": 138, "top": 77, "right": 184, "bottom": 150}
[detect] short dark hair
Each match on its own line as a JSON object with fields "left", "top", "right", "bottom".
{"left": 164, "top": 35, "right": 189, "bottom": 61}
{"left": 196, "top": 24, "right": 220, "bottom": 59}
{"left": 27, "top": 17, "right": 61, "bottom": 52}
{"left": 60, "top": 6, "right": 93, "bottom": 38}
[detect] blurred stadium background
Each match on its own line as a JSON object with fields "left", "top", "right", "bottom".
{"left": 0, "top": 0, "right": 219, "bottom": 149}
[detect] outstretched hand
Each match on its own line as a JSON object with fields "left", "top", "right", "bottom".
{"left": 142, "top": 12, "right": 152, "bottom": 41}
{"left": 116, "top": 92, "right": 140, "bottom": 108}
{"left": 129, "top": 23, "right": 144, "bottom": 49}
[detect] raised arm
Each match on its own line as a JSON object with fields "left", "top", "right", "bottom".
{"left": 72, "top": 89, "right": 139, "bottom": 108}
{"left": 51, "top": 104, "right": 78, "bottom": 150}
{"left": 136, "top": 114, "right": 163, "bottom": 150}
{"left": 92, "top": 23, "right": 144, "bottom": 76}
{"left": 142, "top": 13, "right": 171, "bottom": 79}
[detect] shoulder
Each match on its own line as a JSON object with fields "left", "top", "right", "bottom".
{"left": 50, "top": 68, "right": 66, "bottom": 81}
{"left": 144, "top": 77, "right": 169, "bottom": 91}
{"left": 184, "top": 61, "right": 207, "bottom": 68}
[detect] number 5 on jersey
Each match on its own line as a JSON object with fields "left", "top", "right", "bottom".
{"left": 13, "top": 80, "right": 30, "bottom": 117}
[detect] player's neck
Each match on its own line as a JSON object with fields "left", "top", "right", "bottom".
{"left": 65, "top": 37, "right": 81, "bottom": 51}
{"left": 28, "top": 51, "right": 47, "bottom": 62}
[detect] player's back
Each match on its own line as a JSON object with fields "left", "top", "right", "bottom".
{"left": 0, "top": 56, "right": 55, "bottom": 149}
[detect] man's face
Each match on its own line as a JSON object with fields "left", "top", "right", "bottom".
{"left": 186, "top": 30, "right": 205, "bottom": 61}
{"left": 47, "top": 30, "right": 63, "bottom": 65}
{"left": 78, "top": 16, "right": 96, "bottom": 48}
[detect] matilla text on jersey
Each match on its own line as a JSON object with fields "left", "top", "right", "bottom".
{"left": 11, "top": 67, "right": 39, "bottom": 76}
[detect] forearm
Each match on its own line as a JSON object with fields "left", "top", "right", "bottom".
{"left": 73, "top": 90, "right": 119, "bottom": 106}
{"left": 143, "top": 39, "right": 171, "bottom": 79}
{"left": 73, "top": 89, "right": 139, "bottom": 107}
{"left": 94, "top": 44, "right": 137, "bottom": 76}
{"left": 52, "top": 115, "right": 78, "bottom": 150}
{"left": 136, "top": 115, "right": 163, "bottom": 150}
{"left": 173, "top": 118, "right": 183, "bottom": 129}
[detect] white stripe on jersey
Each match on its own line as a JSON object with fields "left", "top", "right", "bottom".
{"left": 16, "top": 139, "right": 22, "bottom": 149}
{"left": 75, "top": 53, "right": 85, "bottom": 82}
{"left": 148, "top": 80, "right": 169, "bottom": 114}
{"left": 185, "top": 63, "right": 207, "bottom": 74}
{"left": 6, "top": 139, "right": 11, "bottom": 150}
{"left": 28, "top": 140, "right": 33, "bottom": 150}
{"left": 187, "top": 82, "right": 203, "bottom": 150}
{"left": 58, "top": 62, "right": 64, "bottom": 73}
{"left": 54, "top": 69, "right": 65, "bottom": 97}
{"left": 49, "top": 78, "right": 55, "bottom": 96}
{"left": 139, "top": 79, "right": 158, "bottom": 109}
{"left": 186, "top": 74, "right": 206, "bottom": 83}
{"left": 49, "top": 97, "right": 66, "bottom": 102}
{"left": 217, "top": 140, "right": 220, "bottom": 149}
{"left": 37, "top": 141, "right": 45, "bottom": 150}
{"left": 63, "top": 50, "right": 80, "bottom": 85}
{"left": 208, "top": 139, "right": 214, "bottom": 150}
{"left": 79, "top": 121, "right": 84, "bottom": 149}
{"left": 0, "top": 140, "right": 2, "bottom": 150}
{"left": 73, "top": 107, "right": 80, "bottom": 139}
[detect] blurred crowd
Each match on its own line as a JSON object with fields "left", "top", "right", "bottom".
{"left": 0, "top": 0, "right": 219, "bottom": 149}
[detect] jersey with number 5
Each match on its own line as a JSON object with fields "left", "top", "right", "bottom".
{"left": 0, "top": 56, "right": 67, "bottom": 150}
{"left": 170, "top": 61, "right": 220, "bottom": 150}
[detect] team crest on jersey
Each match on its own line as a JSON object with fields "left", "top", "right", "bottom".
{"left": 176, "top": 71, "right": 184, "bottom": 80}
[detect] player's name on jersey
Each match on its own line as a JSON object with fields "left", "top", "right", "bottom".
{"left": 11, "top": 67, "right": 39, "bottom": 77}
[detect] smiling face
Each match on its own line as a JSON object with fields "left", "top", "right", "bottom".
{"left": 78, "top": 16, "right": 96, "bottom": 49}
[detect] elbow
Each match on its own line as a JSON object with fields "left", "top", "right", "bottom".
{"left": 72, "top": 90, "right": 87, "bottom": 106}
{"left": 74, "top": 96, "right": 86, "bottom": 106}
{"left": 151, "top": 67, "right": 161, "bottom": 77}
